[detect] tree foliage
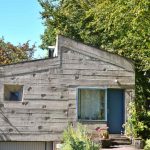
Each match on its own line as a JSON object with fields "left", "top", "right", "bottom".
{"left": 39, "top": 0, "right": 150, "bottom": 138}
{"left": 0, "top": 38, "right": 35, "bottom": 65}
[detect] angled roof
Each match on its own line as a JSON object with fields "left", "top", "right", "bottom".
{"left": 56, "top": 35, "right": 134, "bottom": 72}
{"left": 0, "top": 35, "right": 134, "bottom": 72}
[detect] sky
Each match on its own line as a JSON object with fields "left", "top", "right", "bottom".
{"left": 0, "top": 0, "right": 46, "bottom": 58}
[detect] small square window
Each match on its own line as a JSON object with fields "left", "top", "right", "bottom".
{"left": 4, "top": 84, "right": 23, "bottom": 101}
{"left": 78, "top": 88, "right": 106, "bottom": 121}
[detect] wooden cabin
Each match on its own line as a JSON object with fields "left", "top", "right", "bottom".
{"left": 0, "top": 35, "right": 135, "bottom": 150}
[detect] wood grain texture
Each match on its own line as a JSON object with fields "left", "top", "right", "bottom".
{"left": 0, "top": 35, "right": 135, "bottom": 142}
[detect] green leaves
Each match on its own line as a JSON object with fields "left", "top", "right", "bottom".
{"left": 62, "top": 124, "right": 100, "bottom": 150}
{"left": 39, "top": 0, "right": 150, "bottom": 115}
{"left": 0, "top": 38, "right": 35, "bottom": 65}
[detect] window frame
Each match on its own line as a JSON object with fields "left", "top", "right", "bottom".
{"left": 77, "top": 87, "right": 107, "bottom": 122}
{"left": 4, "top": 84, "right": 24, "bottom": 102}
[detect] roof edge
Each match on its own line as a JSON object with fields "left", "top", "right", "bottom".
{"left": 0, "top": 57, "right": 58, "bottom": 67}
{"left": 57, "top": 35, "right": 134, "bottom": 72}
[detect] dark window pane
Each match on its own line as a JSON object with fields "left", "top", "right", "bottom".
{"left": 4, "top": 84, "right": 23, "bottom": 101}
{"left": 10, "top": 92, "right": 20, "bottom": 101}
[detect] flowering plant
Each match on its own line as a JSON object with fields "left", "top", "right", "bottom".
{"left": 95, "top": 126, "right": 109, "bottom": 139}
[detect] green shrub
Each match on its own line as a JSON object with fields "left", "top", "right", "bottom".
{"left": 144, "top": 139, "right": 150, "bottom": 150}
{"left": 62, "top": 123, "right": 100, "bottom": 150}
{"left": 138, "top": 111, "right": 150, "bottom": 140}
{"left": 124, "top": 102, "right": 147, "bottom": 138}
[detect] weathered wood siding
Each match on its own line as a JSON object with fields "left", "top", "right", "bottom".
{"left": 0, "top": 58, "right": 67, "bottom": 141}
{"left": 0, "top": 35, "right": 135, "bottom": 142}
{"left": 61, "top": 48, "right": 134, "bottom": 125}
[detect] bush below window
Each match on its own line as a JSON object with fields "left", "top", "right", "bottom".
{"left": 62, "top": 123, "right": 101, "bottom": 150}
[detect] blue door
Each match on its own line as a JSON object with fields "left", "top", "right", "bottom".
{"left": 107, "top": 89, "right": 124, "bottom": 134}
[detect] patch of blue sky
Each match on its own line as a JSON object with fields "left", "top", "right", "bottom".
{"left": 0, "top": 0, "right": 47, "bottom": 58}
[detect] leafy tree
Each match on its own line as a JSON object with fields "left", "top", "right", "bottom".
{"left": 0, "top": 38, "right": 35, "bottom": 65}
{"left": 39, "top": 0, "right": 150, "bottom": 138}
